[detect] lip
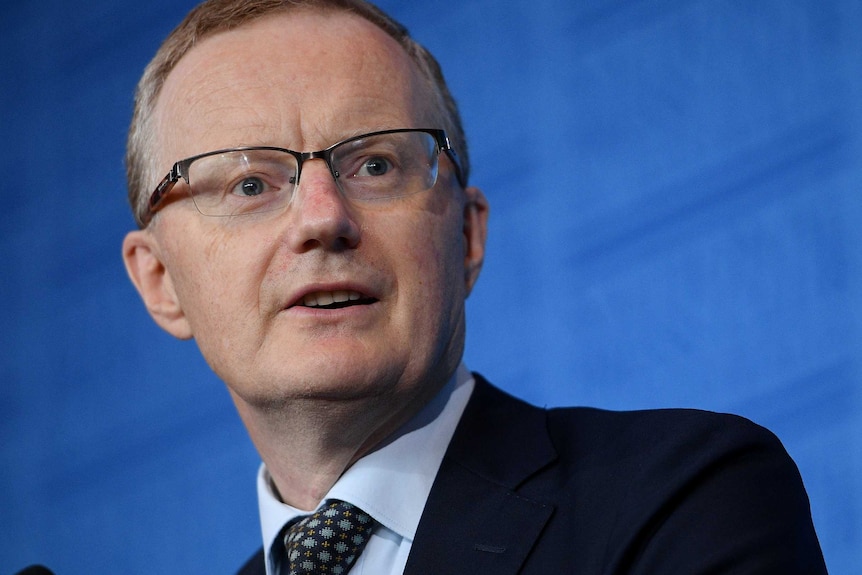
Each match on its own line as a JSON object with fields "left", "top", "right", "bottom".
{"left": 283, "top": 281, "right": 380, "bottom": 312}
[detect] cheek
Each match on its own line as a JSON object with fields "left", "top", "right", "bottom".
{"left": 398, "top": 206, "right": 466, "bottom": 308}
{"left": 163, "top": 224, "right": 270, "bottom": 336}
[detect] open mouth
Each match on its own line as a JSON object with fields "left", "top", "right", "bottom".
{"left": 297, "top": 290, "right": 378, "bottom": 310}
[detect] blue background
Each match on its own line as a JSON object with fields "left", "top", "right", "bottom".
{"left": 2, "top": 1, "right": 859, "bottom": 573}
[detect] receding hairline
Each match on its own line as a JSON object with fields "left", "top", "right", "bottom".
{"left": 154, "top": 3, "right": 404, "bottom": 103}
{"left": 153, "top": 7, "right": 439, "bottom": 144}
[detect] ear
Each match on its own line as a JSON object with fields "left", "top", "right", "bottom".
{"left": 462, "top": 186, "right": 489, "bottom": 295}
{"left": 122, "top": 230, "right": 193, "bottom": 340}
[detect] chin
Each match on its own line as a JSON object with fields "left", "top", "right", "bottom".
{"left": 233, "top": 358, "right": 406, "bottom": 406}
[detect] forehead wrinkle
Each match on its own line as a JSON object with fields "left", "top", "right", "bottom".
{"left": 281, "top": 12, "right": 435, "bottom": 143}
{"left": 156, "top": 29, "right": 295, "bottom": 145}
{"left": 155, "top": 9, "right": 438, "bottom": 166}
{"left": 159, "top": 74, "right": 297, "bottom": 157}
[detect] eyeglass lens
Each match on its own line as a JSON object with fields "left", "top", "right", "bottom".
{"left": 185, "top": 130, "right": 440, "bottom": 217}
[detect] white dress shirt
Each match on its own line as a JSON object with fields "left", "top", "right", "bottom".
{"left": 256, "top": 364, "right": 475, "bottom": 575}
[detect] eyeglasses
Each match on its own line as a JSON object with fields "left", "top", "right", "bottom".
{"left": 142, "top": 128, "right": 464, "bottom": 226}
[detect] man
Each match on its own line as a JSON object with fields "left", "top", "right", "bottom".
{"left": 121, "top": 1, "right": 827, "bottom": 573}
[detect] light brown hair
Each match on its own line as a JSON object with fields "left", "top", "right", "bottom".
{"left": 126, "top": 0, "right": 469, "bottom": 227}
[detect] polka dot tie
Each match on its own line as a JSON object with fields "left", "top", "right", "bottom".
{"left": 282, "top": 500, "right": 376, "bottom": 575}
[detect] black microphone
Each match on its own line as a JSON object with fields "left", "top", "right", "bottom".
{"left": 15, "top": 566, "right": 55, "bottom": 575}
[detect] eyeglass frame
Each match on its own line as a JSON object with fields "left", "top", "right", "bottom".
{"left": 141, "top": 127, "right": 465, "bottom": 227}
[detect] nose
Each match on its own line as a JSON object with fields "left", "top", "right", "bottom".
{"left": 283, "top": 159, "right": 361, "bottom": 252}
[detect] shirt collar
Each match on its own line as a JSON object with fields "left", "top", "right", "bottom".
{"left": 256, "top": 364, "right": 475, "bottom": 568}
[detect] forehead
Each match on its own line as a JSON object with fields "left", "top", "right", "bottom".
{"left": 153, "top": 9, "right": 432, "bottom": 160}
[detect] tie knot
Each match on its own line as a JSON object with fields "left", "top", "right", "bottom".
{"left": 282, "top": 500, "right": 376, "bottom": 575}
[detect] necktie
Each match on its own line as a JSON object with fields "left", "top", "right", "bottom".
{"left": 282, "top": 499, "right": 376, "bottom": 575}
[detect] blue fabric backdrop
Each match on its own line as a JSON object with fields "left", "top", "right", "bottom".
{"left": 2, "top": 1, "right": 859, "bottom": 573}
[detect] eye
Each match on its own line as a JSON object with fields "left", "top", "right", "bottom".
{"left": 355, "top": 157, "right": 392, "bottom": 177}
{"left": 232, "top": 176, "right": 267, "bottom": 197}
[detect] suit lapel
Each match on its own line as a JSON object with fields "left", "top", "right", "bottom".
{"left": 404, "top": 375, "right": 557, "bottom": 575}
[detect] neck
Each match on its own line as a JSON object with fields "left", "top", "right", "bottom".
{"left": 229, "top": 381, "right": 446, "bottom": 511}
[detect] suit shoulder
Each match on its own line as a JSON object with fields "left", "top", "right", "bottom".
{"left": 469, "top": 374, "right": 792, "bottom": 479}
{"left": 547, "top": 404, "right": 783, "bottom": 459}
{"left": 541, "top": 404, "right": 805, "bottom": 499}
{"left": 537, "top": 406, "right": 825, "bottom": 572}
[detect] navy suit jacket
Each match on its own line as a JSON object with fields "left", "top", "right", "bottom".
{"left": 238, "top": 374, "right": 827, "bottom": 574}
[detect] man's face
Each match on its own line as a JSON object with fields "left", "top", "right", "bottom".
{"left": 124, "top": 10, "right": 487, "bottom": 412}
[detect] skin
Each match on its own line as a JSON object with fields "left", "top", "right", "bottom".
{"left": 122, "top": 9, "right": 488, "bottom": 510}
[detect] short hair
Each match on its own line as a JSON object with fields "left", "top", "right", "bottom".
{"left": 126, "top": 0, "right": 470, "bottom": 228}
